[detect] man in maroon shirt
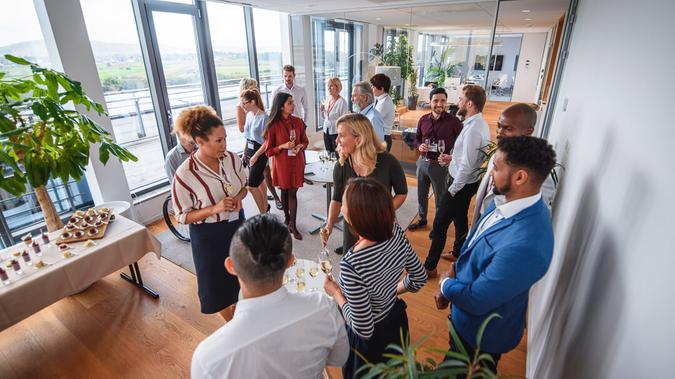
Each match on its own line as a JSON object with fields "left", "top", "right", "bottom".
{"left": 408, "top": 88, "right": 463, "bottom": 235}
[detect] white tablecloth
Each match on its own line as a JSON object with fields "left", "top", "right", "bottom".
{"left": 0, "top": 215, "right": 161, "bottom": 331}
{"left": 284, "top": 258, "right": 328, "bottom": 294}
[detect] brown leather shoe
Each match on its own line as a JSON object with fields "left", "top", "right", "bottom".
{"left": 441, "top": 252, "right": 457, "bottom": 261}
{"left": 426, "top": 268, "right": 438, "bottom": 279}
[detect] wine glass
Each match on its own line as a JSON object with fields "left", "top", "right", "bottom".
{"left": 319, "top": 249, "right": 332, "bottom": 278}
{"left": 423, "top": 138, "right": 431, "bottom": 162}
{"left": 438, "top": 140, "right": 445, "bottom": 155}
{"left": 329, "top": 151, "right": 337, "bottom": 162}
{"left": 289, "top": 129, "right": 296, "bottom": 143}
{"left": 308, "top": 264, "right": 319, "bottom": 292}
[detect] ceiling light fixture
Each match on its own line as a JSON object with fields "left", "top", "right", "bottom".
{"left": 521, "top": 9, "right": 531, "bottom": 13}
{"left": 525, "top": 18, "right": 533, "bottom": 21}
{"left": 376, "top": 17, "right": 381, "bottom": 21}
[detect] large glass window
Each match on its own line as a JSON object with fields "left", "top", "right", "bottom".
{"left": 0, "top": 1, "right": 93, "bottom": 245}
{"left": 81, "top": 0, "right": 166, "bottom": 192}
{"left": 252, "top": 8, "right": 287, "bottom": 107}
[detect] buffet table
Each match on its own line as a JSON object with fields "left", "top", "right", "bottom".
{"left": 0, "top": 215, "right": 161, "bottom": 331}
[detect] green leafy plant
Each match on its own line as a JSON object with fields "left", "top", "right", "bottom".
{"left": 370, "top": 35, "right": 415, "bottom": 103}
{"left": 0, "top": 54, "right": 137, "bottom": 231}
{"left": 409, "top": 68, "right": 419, "bottom": 97}
{"left": 357, "top": 313, "right": 503, "bottom": 379}
{"left": 426, "top": 47, "right": 461, "bottom": 86}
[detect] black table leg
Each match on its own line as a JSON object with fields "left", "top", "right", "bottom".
{"left": 120, "top": 262, "right": 159, "bottom": 298}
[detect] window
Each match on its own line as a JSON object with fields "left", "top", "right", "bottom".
{"left": 81, "top": 0, "right": 167, "bottom": 192}
{"left": 0, "top": 2, "right": 94, "bottom": 245}
{"left": 252, "top": 8, "right": 287, "bottom": 107}
{"left": 206, "top": 2, "right": 250, "bottom": 152}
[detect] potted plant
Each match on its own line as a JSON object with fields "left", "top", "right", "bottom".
{"left": 0, "top": 55, "right": 137, "bottom": 232}
{"left": 427, "top": 47, "right": 461, "bottom": 86}
{"left": 370, "top": 35, "right": 415, "bottom": 104}
{"left": 357, "top": 313, "right": 502, "bottom": 378}
{"left": 408, "top": 68, "right": 419, "bottom": 110}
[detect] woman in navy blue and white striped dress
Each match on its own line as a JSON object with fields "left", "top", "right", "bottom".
{"left": 323, "top": 177, "right": 427, "bottom": 378}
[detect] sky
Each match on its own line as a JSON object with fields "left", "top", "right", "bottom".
{"left": 1, "top": 0, "right": 286, "bottom": 53}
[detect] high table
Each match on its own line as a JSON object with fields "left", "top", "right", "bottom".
{"left": 0, "top": 215, "right": 161, "bottom": 331}
{"left": 283, "top": 258, "right": 329, "bottom": 294}
{"left": 304, "top": 160, "right": 343, "bottom": 234}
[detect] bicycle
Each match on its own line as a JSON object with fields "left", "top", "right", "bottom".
{"left": 162, "top": 194, "right": 190, "bottom": 242}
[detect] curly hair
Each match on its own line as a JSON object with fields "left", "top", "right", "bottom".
{"left": 497, "top": 136, "right": 556, "bottom": 186}
{"left": 173, "top": 105, "right": 222, "bottom": 141}
{"left": 230, "top": 214, "right": 292, "bottom": 284}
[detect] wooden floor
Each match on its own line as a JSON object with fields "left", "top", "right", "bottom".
{"left": 0, "top": 101, "right": 523, "bottom": 379}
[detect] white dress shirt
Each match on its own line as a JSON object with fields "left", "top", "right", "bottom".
{"left": 374, "top": 93, "right": 395, "bottom": 136}
{"left": 274, "top": 83, "right": 308, "bottom": 121}
{"left": 322, "top": 96, "right": 349, "bottom": 135}
{"left": 448, "top": 113, "right": 491, "bottom": 196}
{"left": 191, "top": 287, "right": 349, "bottom": 379}
{"left": 472, "top": 155, "right": 557, "bottom": 223}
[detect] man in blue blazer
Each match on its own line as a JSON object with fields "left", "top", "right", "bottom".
{"left": 435, "top": 136, "right": 557, "bottom": 373}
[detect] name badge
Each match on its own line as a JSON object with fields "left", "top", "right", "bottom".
{"left": 247, "top": 141, "right": 254, "bottom": 150}
{"left": 288, "top": 149, "right": 296, "bottom": 157}
{"left": 429, "top": 143, "right": 438, "bottom": 153}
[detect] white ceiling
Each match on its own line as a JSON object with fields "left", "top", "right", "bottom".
{"left": 235, "top": 0, "right": 569, "bottom": 32}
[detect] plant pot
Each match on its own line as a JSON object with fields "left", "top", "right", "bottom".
{"left": 407, "top": 96, "right": 418, "bottom": 111}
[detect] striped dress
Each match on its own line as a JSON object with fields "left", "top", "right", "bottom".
{"left": 339, "top": 223, "right": 427, "bottom": 339}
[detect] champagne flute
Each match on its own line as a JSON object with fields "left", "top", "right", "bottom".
{"left": 319, "top": 249, "right": 332, "bottom": 277}
{"left": 423, "top": 138, "right": 431, "bottom": 162}
{"left": 438, "top": 139, "right": 445, "bottom": 155}
{"left": 308, "top": 265, "right": 320, "bottom": 292}
{"left": 329, "top": 151, "right": 337, "bottom": 162}
{"left": 289, "top": 129, "right": 296, "bottom": 143}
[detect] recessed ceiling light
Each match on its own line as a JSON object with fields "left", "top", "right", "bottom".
{"left": 525, "top": 18, "right": 533, "bottom": 21}
{"left": 521, "top": 9, "right": 531, "bottom": 13}
{"left": 376, "top": 17, "right": 381, "bottom": 21}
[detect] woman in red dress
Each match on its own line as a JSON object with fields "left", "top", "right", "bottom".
{"left": 264, "top": 92, "right": 308, "bottom": 240}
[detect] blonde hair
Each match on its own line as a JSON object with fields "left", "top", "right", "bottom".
{"left": 336, "top": 113, "right": 385, "bottom": 174}
{"left": 240, "top": 89, "right": 265, "bottom": 112}
{"left": 326, "top": 77, "right": 342, "bottom": 92}
{"left": 239, "top": 78, "right": 258, "bottom": 92}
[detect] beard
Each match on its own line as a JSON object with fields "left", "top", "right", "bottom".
{"left": 352, "top": 102, "right": 362, "bottom": 112}
{"left": 432, "top": 106, "right": 445, "bottom": 115}
{"left": 492, "top": 181, "right": 510, "bottom": 196}
{"left": 457, "top": 107, "right": 467, "bottom": 118}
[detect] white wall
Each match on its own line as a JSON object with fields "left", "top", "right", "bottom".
{"left": 511, "top": 32, "right": 548, "bottom": 103}
{"left": 527, "top": 0, "right": 675, "bottom": 377}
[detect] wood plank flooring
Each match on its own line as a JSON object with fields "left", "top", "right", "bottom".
{"left": 0, "top": 101, "right": 523, "bottom": 379}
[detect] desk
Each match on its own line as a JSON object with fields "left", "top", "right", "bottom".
{"left": 0, "top": 216, "right": 161, "bottom": 331}
{"left": 304, "top": 161, "right": 343, "bottom": 234}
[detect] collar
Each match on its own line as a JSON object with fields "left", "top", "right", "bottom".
{"left": 234, "top": 286, "right": 289, "bottom": 316}
{"left": 463, "top": 112, "right": 483, "bottom": 125}
{"left": 375, "top": 93, "right": 388, "bottom": 101}
{"left": 284, "top": 83, "right": 295, "bottom": 91}
{"left": 177, "top": 143, "right": 187, "bottom": 155}
{"left": 493, "top": 192, "right": 542, "bottom": 219}
{"left": 361, "top": 103, "right": 375, "bottom": 114}
{"left": 428, "top": 110, "right": 448, "bottom": 121}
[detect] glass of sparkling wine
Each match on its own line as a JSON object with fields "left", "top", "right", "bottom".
{"left": 308, "top": 264, "right": 319, "bottom": 292}
{"left": 296, "top": 278, "right": 306, "bottom": 293}
{"left": 319, "top": 249, "right": 332, "bottom": 277}
{"left": 438, "top": 139, "right": 445, "bottom": 155}
{"left": 289, "top": 129, "right": 296, "bottom": 143}
{"left": 424, "top": 138, "right": 431, "bottom": 161}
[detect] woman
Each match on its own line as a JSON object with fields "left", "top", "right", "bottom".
{"left": 171, "top": 105, "right": 248, "bottom": 321}
{"left": 240, "top": 89, "right": 270, "bottom": 214}
{"left": 237, "top": 78, "right": 283, "bottom": 210}
{"left": 321, "top": 77, "right": 348, "bottom": 152}
{"left": 323, "top": 177, "right": 427, "bottom": 378}
{"left": 320, "top": 113, "right": 408, "bottom": 254}
{"left": 263, "top": 92, "right": 308, "bottom": 240}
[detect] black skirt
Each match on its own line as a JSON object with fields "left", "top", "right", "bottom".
{"left": 244, "top": 139, "right": 268, "bottom": 187}
{"left": 189, "top": 218, "right": 242, "bottom": 314}
{"left": 343, "top": 298, "right": 409, "bottom": 379}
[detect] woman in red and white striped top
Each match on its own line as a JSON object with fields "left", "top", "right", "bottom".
{"left": 171, "top": 105, "right": 248, "bottom": 321}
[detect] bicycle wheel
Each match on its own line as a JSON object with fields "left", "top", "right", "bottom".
{"left": 163, "top": 195, "right": 190, "bottom": 242}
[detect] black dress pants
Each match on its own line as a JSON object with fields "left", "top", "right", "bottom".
{"left": 423, "top": 178, "right": 480, "bottom": 270}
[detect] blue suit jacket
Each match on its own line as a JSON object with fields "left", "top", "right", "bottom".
{"left": 441, "top": 198, "right": 554, "bottom": 354}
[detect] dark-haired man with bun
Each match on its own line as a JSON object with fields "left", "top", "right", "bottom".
{"left": 191, "top": 214, "right": 348, "bottom": 379}
{"left": 435, "top": 136, "right": 556, "bottom": 374}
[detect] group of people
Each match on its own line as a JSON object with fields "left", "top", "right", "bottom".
{"left": 164, "top": 65, "right": 557, "bottom": 378}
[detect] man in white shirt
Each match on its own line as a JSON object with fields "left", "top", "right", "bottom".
{"left": 191, "top": 214, "right": 349, "bottom": 379}
{"left": 370, "top": 73, "right": 396, "bottom": 151}
{"left": 351, "top": 81, "right": 385, "bottom": 141}
{"left": 273, "top": 65, "right": 308, "bottom": 122}
{"left": 469, "top": 103, "right": 557, "bottom": 228}
{"left": 423, "top": 85, "right": 490, "bottom": 278}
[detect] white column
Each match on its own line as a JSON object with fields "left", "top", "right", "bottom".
{"left": 33, "top": 0, "right": 134, "bottom": 211}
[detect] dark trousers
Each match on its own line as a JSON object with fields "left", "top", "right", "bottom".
{"left": 415, "top": 156, "right": 449, "bottom": 222}
{"left": 384, "top": 134, "right": 392, "bottom": 152}
{"left": 448, "top": 321, "right": 501, "bottom": 378}
{"left": 423, "top": 178, "right": 480, "bottom": 270}
{"left": 343, "top": 299, "right": 408, "bottom": 379}
{"left": 323, "top": 132, "right": 338, "bottom": 153}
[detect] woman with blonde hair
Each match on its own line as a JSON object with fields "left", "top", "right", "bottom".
{"left": 172, "top": 105, "right": 248, "bottom": 321}
{"left": 320, "top": 113, "right": 408, "bottom": 254}
{"left": 240, "top": 89, "right": 270, "bottom": 214}
{"left": 320, "top": 77, "right": 348, "bottom": 152}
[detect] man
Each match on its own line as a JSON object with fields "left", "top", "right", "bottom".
{"left": 470, "top": 103, "right": 557, "bottom": 226}
{"left": 370, "top": 73, "right": 395, "bottom": 151}
{"left": 423, "top": 85, "right": 490, "bottom": 277}
{"left": 273, "top": 65, "right": 308, "bottom": 121}
{"left": 435, "top": 136, "right": 556, "bottom": 375}
{"left": 408, "top": 88, "right": 463, "bottom": 235}
{"left": 351, "top": 81, "right": 385, "bottom": 141}
{"left": 192, "top": 214, "right": 349, "bottom": 378}
{"left": 164, "top": 128, "right": 197, "bottom": 182}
